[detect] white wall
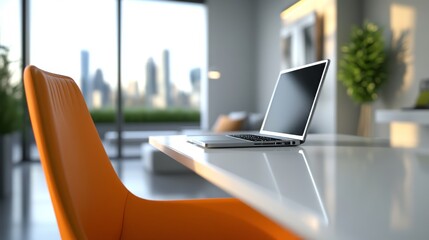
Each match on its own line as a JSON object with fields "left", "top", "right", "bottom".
{"left": 205, "top": 0, "right": 257, "bottom": 129}
{"left": 254, "top": 0, "right": 287, "bottom": 113}
{"left": 255, "top": 0, "right": 342, "bottom": 134}
{"left": 335, "top": 0, "right": 363, "bottom": 134}
{"left": 364, "top": 0, "right": 429, "bottom": 138}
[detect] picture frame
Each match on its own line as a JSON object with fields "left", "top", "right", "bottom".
{"left": 281, "top": 12, "right": 323, "bottom": 69}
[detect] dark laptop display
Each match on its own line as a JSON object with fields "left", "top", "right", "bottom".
{"left": 187, "top": 59, "right": 330, "bottom": 148}
{"left": 260, "top": 60, "right": 328, "bottom": 140}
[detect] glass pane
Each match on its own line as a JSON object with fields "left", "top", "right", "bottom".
{"left": 0, "top": 0, "right": 23, "bottom": 163}
{"left": 29, "top": 0, "right": 117, "bottom": 158}
{"left": 122, "top": 0, "right": 207, "bottom": 122}
{"left": 0, "top": 0, "right": 21, "bottom": 85}
{"left": 29, "top": 0, "right": 117, "bottom": 109}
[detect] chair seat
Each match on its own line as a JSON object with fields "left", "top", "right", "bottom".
{"left": 122, "top": 193, "right": 298, "bottom": 240}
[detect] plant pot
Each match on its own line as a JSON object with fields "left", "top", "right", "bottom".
{"left": 357, "top": 103, "right": 373, "bottom": 137}
{"left": 0, "top": 134, "right": 13, "bottom": 199}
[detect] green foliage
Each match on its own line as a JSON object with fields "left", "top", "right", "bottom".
{"left": 90, "top": 108, "right": 200, "bottom": 123}
{"left": 338, "top": 21, "right": 388, "bottom": 103}
{"left": 415, "top": 91, "right": 429, "bottom": 108}
{"left": 0, "top": 45, "right": 22, "bottom": 134}
{"left": 90, "top": 108, "right": 116, "bottom": 123}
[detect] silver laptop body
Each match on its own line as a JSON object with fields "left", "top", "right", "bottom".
{"left": 187, "top": 59, "right": 330, "bottom": 148}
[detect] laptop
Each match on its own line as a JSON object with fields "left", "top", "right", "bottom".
{"left": 187, "top": 59, "right": 330, "bottom": 148}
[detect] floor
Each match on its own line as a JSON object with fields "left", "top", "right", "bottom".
{"left": 0, "top": 158, "right": 230, "bottom": 240}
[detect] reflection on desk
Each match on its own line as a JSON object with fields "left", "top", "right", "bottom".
{"left": 208, "top": 148, "right": 328, "bottom": 228}
{"left": 150, "top": 135, "right": 429, "bottom": 239}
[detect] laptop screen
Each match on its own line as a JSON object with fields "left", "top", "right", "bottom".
{"left": 260, "top": 60, "right": 330, "bottom": 141}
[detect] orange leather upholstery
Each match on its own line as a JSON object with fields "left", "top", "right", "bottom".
{"left": 24, "top": 65, "right": 300, "bottom": 239}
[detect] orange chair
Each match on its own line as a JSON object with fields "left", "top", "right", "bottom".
{"left": 24, "top": 65, "right": 300, "bottom": 239}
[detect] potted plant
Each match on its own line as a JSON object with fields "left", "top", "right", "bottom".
{"left": 0, "top": 44, "right": 22, "bottom": 198}
{"left": 338, "top": 21, "right": 388, "bottom": 136}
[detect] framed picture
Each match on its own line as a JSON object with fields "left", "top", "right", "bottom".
{"left": 281, "top": 12, "right": 322, "bottom": 69}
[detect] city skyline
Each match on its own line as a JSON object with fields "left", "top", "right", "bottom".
{"left": 26, "top": 0, "right": 206, "bottom": 110}
{"left": 80, "top": 49, "right": 201, "bottom": 110}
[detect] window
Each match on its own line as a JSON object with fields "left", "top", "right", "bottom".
{"left": 29, "top": 0, "right": 118, "bottom": 110}
{"left": 0, "top": 0, "right": 21, "bottom": 86}
{"left": 29, "top": 0, "right": 206, "bottom": 115}
{"left": 122, "top": 0, "right": 206, "bottom": 113}
{"left": 0, "top": 0, "right": 22, "bottom": 163}
{"left": 27, "top": 0, "right": 207, "bottom": 158}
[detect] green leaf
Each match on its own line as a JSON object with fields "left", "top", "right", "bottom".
{"left": 0, "top": 44, "right": 22, "bottom": 134}
{"left": 337, "top": 22, "right": 388, "bottom": 104}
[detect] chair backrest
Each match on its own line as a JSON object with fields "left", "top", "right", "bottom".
{"left": 24, "top": 65, "right": 128, "bottom": 239}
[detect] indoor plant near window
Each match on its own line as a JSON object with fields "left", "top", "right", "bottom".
{"left": 338, "top": 21, "right": 388, "bottom": 137}
{"left": 0, "top": 44, "right": 22, "bottom": 198}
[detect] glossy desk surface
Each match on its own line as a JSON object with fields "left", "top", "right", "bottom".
{"left": 149, "top": 134, "right": 429, "bottom": 239}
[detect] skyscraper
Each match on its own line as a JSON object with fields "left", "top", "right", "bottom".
{"left": 190, "top": 68, "right": 201, "bottom": 93}
{"left": 145, "top": 57, "right": 157, "bottom": 107}
{"left": 80, "top": 50, "right": 91, "bottom": 107}
{"left": 162, "top": 49, "right": 172, "bottom": 107}
{"left": 92, "top": 68, "right": 111, "bottom": 107}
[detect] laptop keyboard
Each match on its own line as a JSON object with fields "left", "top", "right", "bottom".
{"left": 228, "top": 134, "right": 283, "bottom": 142}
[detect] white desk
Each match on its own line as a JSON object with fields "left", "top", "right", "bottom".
{"left": 149, "top": 134, "right": 429, "bottom": 239}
